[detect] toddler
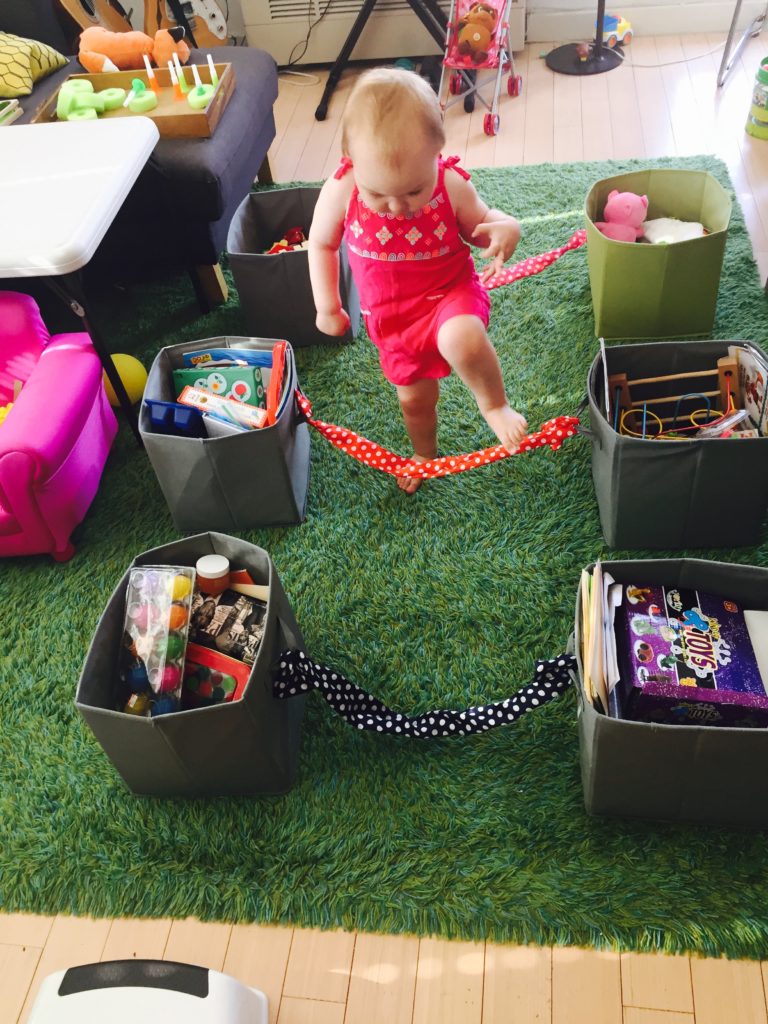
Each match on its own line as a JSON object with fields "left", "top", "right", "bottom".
{"left": 308, "top": 68, "right": 527, "bottom": 493}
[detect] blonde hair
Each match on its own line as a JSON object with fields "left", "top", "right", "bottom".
{"left": 341, "top": 68, "right": 445, "bottom": 164}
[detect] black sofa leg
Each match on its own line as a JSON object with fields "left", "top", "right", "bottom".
{"left": 257, "top": 155, "right": 273, "bottom": 185}
{"left": 188, "top": 263, "right": 229, "bottom": 313}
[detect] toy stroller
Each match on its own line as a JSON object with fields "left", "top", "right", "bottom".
{"left": 438, "top": 0, "right": 522, "bottom": 136}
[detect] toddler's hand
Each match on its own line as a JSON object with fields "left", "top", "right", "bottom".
{"left": 473, "top": 220, "right": 521, "bottom": 282}
{"left": 316, "top": 309, "right": 351, "bottom": 337}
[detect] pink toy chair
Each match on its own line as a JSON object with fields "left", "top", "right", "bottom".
{"left": 0, "top": 291, "right": 118, "bottom": 561}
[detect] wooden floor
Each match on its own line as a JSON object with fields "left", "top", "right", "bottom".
{"left": 6, "top": 33, "right": 768, "bottom": 1024}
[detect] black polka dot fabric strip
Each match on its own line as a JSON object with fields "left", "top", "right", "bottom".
{"left": 273, "top": 650, "right": 576, "bottom": 737}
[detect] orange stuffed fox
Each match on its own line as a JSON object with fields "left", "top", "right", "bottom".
{"left": 78, "top": 26, "right": 190, "bottom": 74}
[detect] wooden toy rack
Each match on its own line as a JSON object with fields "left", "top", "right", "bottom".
{"left": 608, "top": 355, "right": 740, "bottom": 436}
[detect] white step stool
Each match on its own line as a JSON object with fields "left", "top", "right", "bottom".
{"left": 28, "top": 960, "right": 268, "bottom": 1022}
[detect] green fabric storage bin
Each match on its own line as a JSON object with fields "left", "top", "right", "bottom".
{"left": 573, "top": 558, "right": 768, "bottom": 826}
{"left": 587, "top": 339, "right": 768, "bottom": 549}
{"left": 76, "top": 533, "right": 306, "bottom": 798}
{"left": 585, "top": 169, "right": 731, "bottom": 339}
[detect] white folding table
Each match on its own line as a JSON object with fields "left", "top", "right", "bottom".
{"left": 0, "top": 117, "right": 160, "bottom": 441}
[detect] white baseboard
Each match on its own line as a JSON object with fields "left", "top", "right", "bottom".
{"left": 526, "top": 2, "right": 767, "bottom": 42}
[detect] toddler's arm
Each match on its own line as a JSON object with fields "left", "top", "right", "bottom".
{"left": 308, "top": 176, "right": 352, "bottom": 336}
{"left": 446, "top": 174, "right": 521, "bottom": 281}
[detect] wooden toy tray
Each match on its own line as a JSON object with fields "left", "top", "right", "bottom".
{"left": 31, "top": 63, "right": 234, "bottom": 138}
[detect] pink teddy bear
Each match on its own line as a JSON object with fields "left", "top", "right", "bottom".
{"left": 594, "top": 190, "right": 648, "bottom": 243}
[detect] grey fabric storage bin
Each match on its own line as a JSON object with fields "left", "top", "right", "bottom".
{"left": 76, "top": 533, "right": 306, "bottom": 798}
{"left": 140, "top": 337, "right": 310, "bottom": 532}
{"left": 588, "top": 340, "right": 768, "bottom": 549}
{"left": 227, "top": 187, "right": 360, "bottom": 347}
{"left": 573, "top": 558, "right": 768, "bottom": 826}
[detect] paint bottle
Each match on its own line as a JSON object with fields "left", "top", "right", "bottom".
{"left": 195, "top": 554, "right": 231, "bottom": 595}
{"left": 746, "top": 57, "right": 768, "bottom": 139}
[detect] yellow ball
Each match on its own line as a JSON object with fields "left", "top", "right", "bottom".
{"left": 171, "top": 574, "right": 193, "bottom": 601}
{"left": 103, "top": 354, "right": 148, "bottom": 406}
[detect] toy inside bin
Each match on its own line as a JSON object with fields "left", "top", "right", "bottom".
{"left": 585, "top": 169, "right": 731, "bottom": 340}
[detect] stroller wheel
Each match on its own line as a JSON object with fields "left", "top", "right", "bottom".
{"left": 483, "top": 113, "right": 500, "bottom": 136}
{"left": 464, "top": 93, "right": 475, "bottom": 113}
{"left": 508, "top": 74, "right": 523, "bottom": 97}
{"left": 449, "top": 72, "right": 461, "bottom": 95}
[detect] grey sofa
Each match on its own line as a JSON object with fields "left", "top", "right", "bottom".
{"left": 2, "top": 0, "right": 278, "bottom": 307}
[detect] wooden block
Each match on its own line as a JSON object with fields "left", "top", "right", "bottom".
{"left": 718, "top": 355, "right": 740, "bottom": 410}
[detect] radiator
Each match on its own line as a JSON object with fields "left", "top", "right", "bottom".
{"left": 241, "top": 0, "right": 525, "bottom": 66}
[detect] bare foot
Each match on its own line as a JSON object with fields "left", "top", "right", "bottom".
{"left": 484, "top": 405, "right": 528, "bottom": 453}
{"left": 397, "top": 453, "right": 433, "bottom": 495}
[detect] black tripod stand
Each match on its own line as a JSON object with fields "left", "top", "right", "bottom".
{"left": 544, "top": 0, "right": 623, "bottom": 76}
{"left": 314, "top": 0, "right": 448, "bottom": 121}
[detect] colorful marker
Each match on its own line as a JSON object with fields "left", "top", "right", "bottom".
{"left": 172, "top": 51, "right": 189, "bottom": 93}
{"left": 167, "top": 60, "right": 183, "bottom": 101}
{"left": 143, "top": 53, "right": 161, "bottom": 95}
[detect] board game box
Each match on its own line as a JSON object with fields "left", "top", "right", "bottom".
{"left": 173, "top": 366, "right": 266, "bottom": 407}
{"left": 615, "top": 584, "right": 768, "bottom": 727}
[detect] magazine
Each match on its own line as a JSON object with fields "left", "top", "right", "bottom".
{"left": 188, "top": 589, "right": 267, "bottom": 665}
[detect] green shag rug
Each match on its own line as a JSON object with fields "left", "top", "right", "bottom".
{"left": 3, "top": 155, "right": 768, "bottom": 960}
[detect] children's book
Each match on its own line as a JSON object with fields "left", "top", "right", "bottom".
{"left": 182, "top": 347, "right": 274, "bottom": 368}
{"left": 615, "top": 584, "right": 768, "bottom": 727}
{"left": 188, "top": 588, "right": 267, "bottom": 666}
{"left": 173, "top": 366, "right": 266, "bottom": 407}
{"left": 179, "top": 345, "right": 294, "bottom": 424}
{"left": 731, "top": 344, "right": 768, "bottom": 436}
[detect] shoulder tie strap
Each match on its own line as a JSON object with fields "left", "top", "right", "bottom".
{"left": 333, "top": 156, "right": 353, "bottom": 180}
{"left": 443, "top": 154, "right": 471, "bottom": 180}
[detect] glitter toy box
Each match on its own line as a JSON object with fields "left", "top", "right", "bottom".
{"left": 615, "top": 583, "right": 768, "bottom": 727}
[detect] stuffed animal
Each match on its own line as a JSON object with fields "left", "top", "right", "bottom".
{"left": 594, "top": 189, "right": 648, "bottom": 243}
{"left": 78, "top": 26, "right": 190, "bottom": 74}
{"left": 457, "top": 2, "right": 498, "bottom": 64}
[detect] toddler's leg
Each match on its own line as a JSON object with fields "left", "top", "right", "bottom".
{"left": 394, "top": 378, "right": 439, "bottom": 494}
{"left": 437, "top": 315, "right": 528, "bottom": 453}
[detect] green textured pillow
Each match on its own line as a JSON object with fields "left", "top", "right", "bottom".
{"left": 0, "top": 32, "right": 68, "bottom": 99}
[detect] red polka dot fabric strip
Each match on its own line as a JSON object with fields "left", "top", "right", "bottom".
{"left": 297, "top": 392, "right": 579, "bottom": 480}
{"left": 273, "top": 650, "right": 576, "bottom": 737}
{"left": 482, "top": 228, "right": 587, "bottom": 291}
{"left": 295, "top": 231, "right": 585, "bottom": 479}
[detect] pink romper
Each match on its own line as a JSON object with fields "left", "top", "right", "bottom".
{"left": 336, "top": 155, "right": 491, "bottom": 387}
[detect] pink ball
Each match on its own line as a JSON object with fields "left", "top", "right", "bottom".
{"left": 158, "top": 664, "right": 181, "bottom": 693}
{"left": 129, "top": 603, "right": 150, "bottom": 631}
